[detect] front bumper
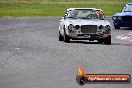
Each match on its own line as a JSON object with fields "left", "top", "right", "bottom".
{"left": 113, "top": 21, "right": 132, "bottom": 27}
{"left": 69, "top": 33, "right": 111, "bottom": 40}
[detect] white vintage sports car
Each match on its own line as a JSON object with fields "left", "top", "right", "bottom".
{"left": 59, "top": 8, "right": 111, "bottom": 44}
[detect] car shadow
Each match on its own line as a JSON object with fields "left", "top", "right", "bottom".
{"left": 70, "top": 41, "right": 132, "bottom": 46}
{"left": 112, "top": 43, "right": 132, "bottom": 46}
{"left": 70, "top": 41, "right": 101, "bottom": 44}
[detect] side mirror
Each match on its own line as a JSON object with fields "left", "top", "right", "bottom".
{"left": 62, "top": 16, "right": 66, "bottom": 19}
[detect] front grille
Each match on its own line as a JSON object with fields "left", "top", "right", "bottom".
{"left": 81, "top": 25, "right": 97, "bottom": 33}
{"left": 122, "top": 16, "right": 132, "bottom": 22}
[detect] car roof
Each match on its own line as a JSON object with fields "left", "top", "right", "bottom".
{"left": 66, "top": 8, "right": 97, "bottom": 11}
{"left": 96, "top": 9, "right": 103, "bottom": 11}
{"left": 126, "top": 3, "right": 132, "bottom": 6}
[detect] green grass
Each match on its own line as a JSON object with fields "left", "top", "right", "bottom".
{"left": 0, "top": 0, "right": 131, "bottom": 16}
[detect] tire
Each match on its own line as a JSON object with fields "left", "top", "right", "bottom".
{"left": 76, "top": 75, "right": 86, "bottom": 86}
{"left": 59, "top": 31, "right": 63, "bottom": 41}
{"left": 64, "top": 34, "right": 70, "bottom": 43}
{"left": 114, "top": 25, "right": 120, "bottom": 29}
{"left": 63, "top": 29, "right": 70, "bottom": 43}
{"left": 97, "top": 39, "right": 103, "bottom": 44}
{"left": 104, "top": 35, "right": 111, "bottom": 45}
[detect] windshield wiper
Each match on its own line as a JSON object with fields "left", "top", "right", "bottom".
{"left": 67, "top": 17, "right": 77, "bottom": 19}
{"left": 78, "top": 17, "right": 90, "bottom": 19}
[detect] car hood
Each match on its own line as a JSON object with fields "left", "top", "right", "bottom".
{"left": 65, "top": 19, "right": 110, "bottom": 26}
{"left": 114, "top": 12, "right": 132, "bottom": 16}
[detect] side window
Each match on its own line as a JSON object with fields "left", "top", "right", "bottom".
{"left": 67, "top": 11, "right": 72, "bottom": 17}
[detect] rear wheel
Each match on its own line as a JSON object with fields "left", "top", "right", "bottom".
{"left": 104, "top": 35, "right": 111, "bottom": 45}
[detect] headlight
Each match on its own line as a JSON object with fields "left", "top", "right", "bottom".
{"left": 68, "top": 24, "right": 75, "bottom": 31}
{"left": 117, "top": 16, "right": 121, "bottom": 20}
{"left": 112, "top": 16, "right": 116, "bottom": 20}
{"left": 105, "top": 25, "right": 111, "bottom": 32}
{"left": 75, "top": 25, "right": 80, "bottom": 30}
{"left": 99, "top": 25, "right": 104, "bottom": 30}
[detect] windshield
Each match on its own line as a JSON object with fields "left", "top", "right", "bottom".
{"left": 67, "top": 9, "right": 105, "bottom": 19}
{"left": 123, "top": 5, "right": 132, "bottom": 12}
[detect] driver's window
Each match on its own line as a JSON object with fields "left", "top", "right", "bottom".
{"left": 122, "top": 6, "right": 126, "bottom": 12}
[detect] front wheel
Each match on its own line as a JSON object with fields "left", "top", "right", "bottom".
{"left": 97, "top": 39, "right": 103, "bottom": 44}
{"left": 64, "top": 34, "right": 70, "bottom": 43}
{"left": 59, "top": 31, "right": 63, "bottom": 41}
{"left": 104, "top": 35, "right": 111, "bottom": 45}
{"left": 63, "top": 29, "right": 70, "bottom": 43}
{"left": 114, "top": 24, "right": 120, "bottom": 29}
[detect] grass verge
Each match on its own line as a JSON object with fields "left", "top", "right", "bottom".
{"left": 0, "top": 1, "right": 131, "bottom": 16}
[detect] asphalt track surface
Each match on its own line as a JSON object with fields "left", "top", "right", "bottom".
{"left": 0, "top": 17, "right": 132, "bottom": 88}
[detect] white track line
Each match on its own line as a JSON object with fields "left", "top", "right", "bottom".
{"left": 116, "top": 32, "right": 132, "bottom": 41}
